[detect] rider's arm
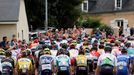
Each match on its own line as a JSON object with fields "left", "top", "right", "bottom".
{"left": 15, "top": 60, "right": 19, "bottom": 75}
{"left": 113, "top": 66, "right": 117, "bottom": 75}
{"left": 30, "top": 61, "right": 33, "bottom": 74}
{"left": 95, "top": 66, "right": 100, "bottom": 75}
{"left": 95, "top": 56, "right": 101, "bottom": 75}
{"left": 113, "top": 57, "right": 117, "bottom": 75}
{"left": 128, "top": 57, "right": 132, "bottom": 74}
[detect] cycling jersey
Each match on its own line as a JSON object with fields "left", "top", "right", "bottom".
{"left": 56, "top": 54, "right": 70, "bottom": 71}
{"left": 98, "top": 53, "right": 117, "bottom": 75}
{"left": 69, "top": 49, "right": 78, "bottom": 58}
{"left": 16, "top": 58, "right": 33, "bottom": 72}
{"left": 90, "top": 51, "right": 100, "bottom": 58}
{"left": 127, "top": 47, "right": 134, "bottom": 60}
{"left": 1, "top": 57, "right": 14, "bottom": 75}
{"left": 76, "top": 55, "right": 87, "bottom": 67}
{"left": 98, "top": 53, "right": 117, "bottom": 67}
{"left": 50, "top": 50, "right": 57, "bottom": 57}
{"left": 112, "top": 47, "right": 121, "bottom": 56}
{"left": 127, "top": 47, "right": 134, "bottom": 55}
{"left": 117, "top": 54, "right": 131, "bottom": 75}
{"left": 39, "top": 55, "right": 54, "bottom": 71}
{"left": 1, "top": 57, "right": 15, "bottom": 68}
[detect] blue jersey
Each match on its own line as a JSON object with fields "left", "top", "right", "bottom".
{"left": 117, "top": 54, "right": 131, "bottom": 75}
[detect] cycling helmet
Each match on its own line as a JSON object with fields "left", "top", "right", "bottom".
{"left": 26, "top": 49, "right": 31, "bottom": 56}
{"left": 120, "top": 47, "right": 127, "bottom": 53}
{"left": 104, "top": 46, "right": 112, "bottom": 51}
{"left": 5, "top": 50, "right": 12, "bottom": 57}
{"left": 70, "top": 44, "right": 75, "bottom": 49}
{"left": 58, "top": 48, "right": 65, "bottom": 55}
{"left": 71, "top": 40, "right": 77, "bottom": 46}
{"left": 0, "top": 49, "right": 5, "bottom": 55}
{"left": 125, "top": 42, "right": 131, "bottom": 48}
{"left": 85, "top": 48, "right": 90, "bottom": 53}
{"left": 79, "top": 49, "right": 85, "bottom": 55}
{"left": 21, "top": 51, "right": 27, "bottom": 57}
{"left": 61, "top": 43, "right": 68, "bottom": 49}
{"left": 43, "top": 48, "right": 51, "bottom": 55}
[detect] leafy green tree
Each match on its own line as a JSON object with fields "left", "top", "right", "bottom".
{"left": 25, "top": 0, "right": 45, "bottom": 30}
{"left": 25, "top": 0, "right": 83, "bottom": 30}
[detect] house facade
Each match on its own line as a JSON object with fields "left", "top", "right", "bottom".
{"left": 0, "top": 0, "right": 29, "bottom": 42}
{"left": 81, "top": 0, "right": 134, "bottom": 36}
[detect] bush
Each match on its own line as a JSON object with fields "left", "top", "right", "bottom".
{"left": 86, "top": 18, "right": 101, "bottom": 28}
{"left": 75, "top": 17, "right": 101, "bottom": 28}
{"left": 99, "top": 25, "right": 114, "bottom": 36}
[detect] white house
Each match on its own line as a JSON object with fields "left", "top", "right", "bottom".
{"left": 0, "top": 0, "right": 29, "bottom": 42}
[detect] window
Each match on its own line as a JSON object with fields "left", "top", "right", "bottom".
{"left": 116, "top": 20, "right": 123, "bottom": 27}
{"left": 22, "top": 30, "right": 24, "bottom": 40}
{"left": 18, "top": 33, "right": 19, "bottom": 38}
{"left": 115, "top": 0, "right": 122, "bottom": 10}
{"left": 82, "top": 1, "right": 88, "bottom": 12}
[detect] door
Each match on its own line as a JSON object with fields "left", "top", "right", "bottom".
{"left": 116, "top": 20, "right": 124, "bottom": 36}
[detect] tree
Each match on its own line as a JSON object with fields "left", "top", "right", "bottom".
{"left": 25, "top": 0, "right": 45, "bottom": 30}
{"left": 25, "top": 0, "right": 84, "bottom": 30}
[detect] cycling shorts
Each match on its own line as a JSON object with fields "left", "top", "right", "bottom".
{"left": 41, "top": 69, "right": 52, "bottom": 75}
{"left": 117, "top": 70, "right": 129, "bottom": 75}
{"left": 100, "top": 65, "right": 114, "bottom": 75}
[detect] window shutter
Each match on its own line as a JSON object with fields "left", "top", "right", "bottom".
{"left": 110, "top": 20, "right": 115, "bottom": 28}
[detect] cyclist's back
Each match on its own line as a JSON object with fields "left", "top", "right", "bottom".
{"left": 16, "top": 51, "right": 33, "bottom": 75}
{"left": 96, "top": 46, "right": 117, "bottom": 75}
{"left": 117, "top": 54, "right": 131, "bottom": 75}
{"left": 56, "top": 51, "right": 71, "bottom": 75}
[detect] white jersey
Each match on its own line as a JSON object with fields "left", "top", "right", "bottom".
{"left": 60, "top": 40, "right": 68, "bottom": 44}
{"left": 35, "top": 50, "right": 41, "bottom": 59}
{"left": 69, "top": 49, "right": 79, "bottom": 58}
{"left": 50, "top": 50, "right": 58, "bottom": 57}
{"left": 97, "top": 53, "right": 117, "bottom": 67}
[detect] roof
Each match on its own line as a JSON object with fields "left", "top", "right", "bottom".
{"left": 0, "top": 0, "right": 20, "bottom": 22}
{"left": 88, "top": 0, "right": 134, "bottom": 14}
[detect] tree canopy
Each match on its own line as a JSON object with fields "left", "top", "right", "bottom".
{"left": 25, "top": 0, "right": 83, "bottom": 30}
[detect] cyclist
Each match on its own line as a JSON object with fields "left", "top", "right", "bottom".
{"left": 76, "top": 49, "right": 87, "bottom": 75}
{"left": 57, "top": 43, "right": 70, "bottom": 56}
{"left": 39, "top": 48, "right": 55, "bottom": 75}
{"left": 16, "top": 51, "right": 33, "bottom": 75}
{"left": 117, "top": 47, "right": 131, "bottom": 75}
{"left": 1, "top": 51, "right": 15, "bottom": 75}
{"left": 17, "top": 44, "right": 27, "bottom": 59}
{"left": 112, "top": 41, "right": 121, "bottom": 56}
{"left": 26, "top": 49, "right": 35, "bottom": 75}
{"left": 126, "top": 42, "right": 134, "bottom": 74}
{"left": 95, "top": 46, "right": 117, "bottom": 75}
{"left": 68, "top": 44, "right": 78, "bottom": 75}
{"left": 90, "top": 47, "right": 100, "bottom": 70}
{"left": 56, "top": 48, "right": 71, "bottom": 75}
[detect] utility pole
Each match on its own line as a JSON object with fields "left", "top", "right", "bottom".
{"left": 45, "top": 0, "right": 48, "bottom": 30}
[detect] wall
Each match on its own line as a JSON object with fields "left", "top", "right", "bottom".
{"left": 0, "top": 24, "right": 17, "bottom": 41}
{"left": 17, "top": 0, "right": 29, "bottom": 42}
{"left": 89, "top": 11, "right": 134, "bottom": 27}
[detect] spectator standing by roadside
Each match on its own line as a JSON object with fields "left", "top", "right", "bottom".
{"left": 11, "top": 35, "right": 18, "bottom": 50}
{"left": 0, "top": 36, "right": 8, "bottom": 50}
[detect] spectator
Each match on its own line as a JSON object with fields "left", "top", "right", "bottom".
{"left": 0, "top": 36, "right": 8, "bottom": 50}
{"left": 11, "top": 35, "right": 18, "bottom": 50}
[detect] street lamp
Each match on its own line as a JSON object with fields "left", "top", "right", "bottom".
{"left": 45, "top": 0, "right": 48, "bottom": 30}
